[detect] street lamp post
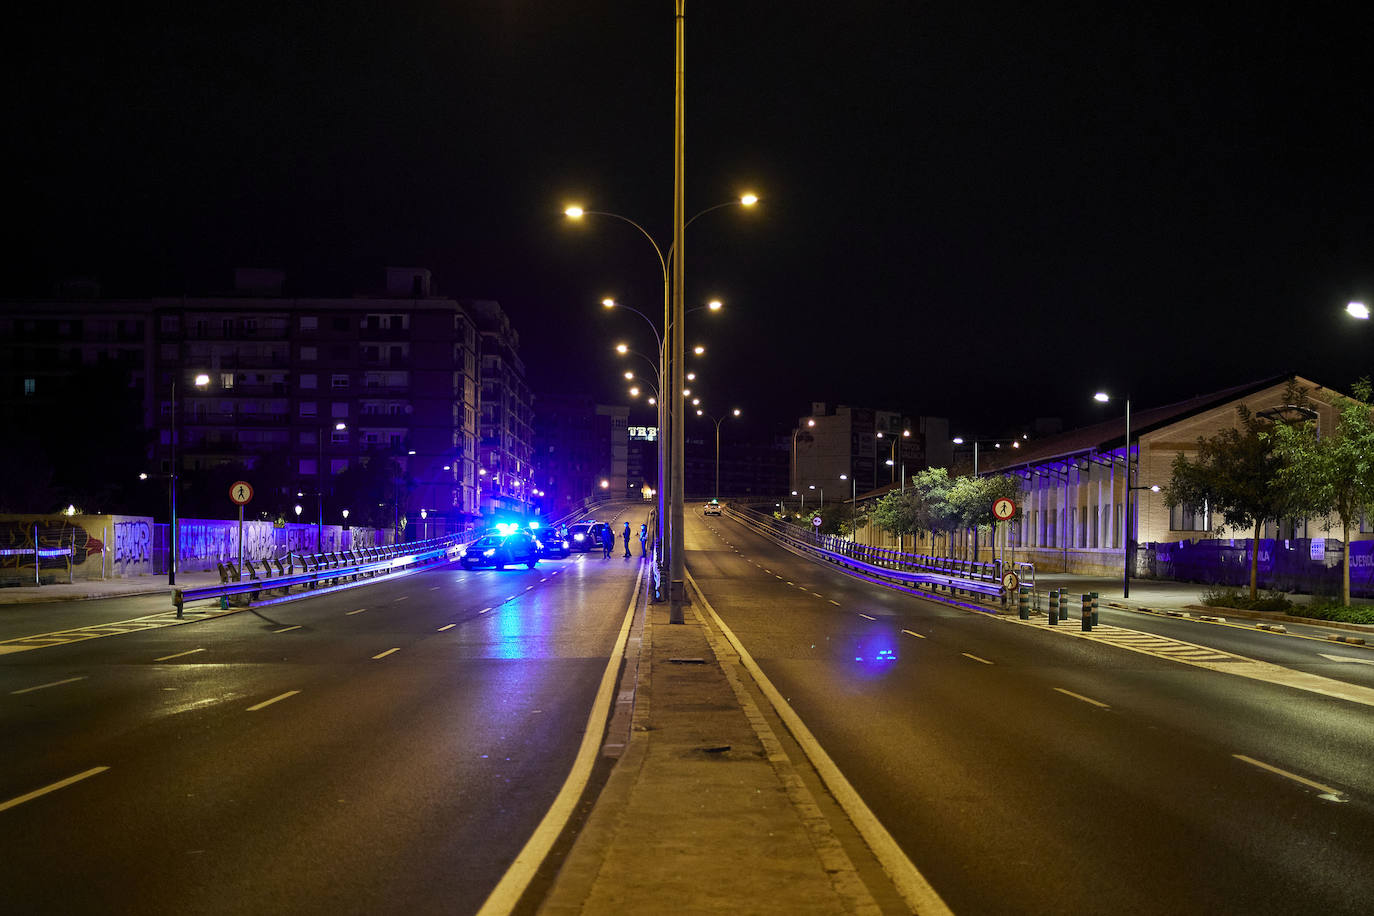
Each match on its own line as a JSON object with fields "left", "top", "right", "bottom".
{"left": 697, "top": 407, "right": 740, "bottom": 500}
{"left": 165, "top": 372, "right": 210, "bottom": 585}
{"left": 875, "top": 428, "right": 910, "bottom": 485}
{"left": 317, "top": 421, "right": 346, "bottom": 553}
{"left": 839, "top": 473, "right": 857, "bottom": 540}
{"left": 1094, "top": 392, "right": 1133, "bottom": 597}
{"left": 951, "top": 434, "right": 1027, "bottom": 560}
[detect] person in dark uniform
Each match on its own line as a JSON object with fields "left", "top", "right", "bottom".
{"left": 638, "top": 523, "right": 649, "bottom": 556}
{"left": 600, "top": 524, "right": 614, "bottom": 559}
{"left": 622, "top": 521, "right": 632, "bottom": 557}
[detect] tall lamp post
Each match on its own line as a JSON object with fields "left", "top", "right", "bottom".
{"left": 839, "top": 472, "right": 857, "bottom": 539}
{"left": 1093, "top": 391, "right": 1133, "bottom": 597}
{"left": 316, "top": 421, "right": 346, "bottom": 553}
{"left": 875, "top": 428, "right": 910, "bottom": 485}
{"left": 697, "top": 407, "right": 740, "bottom": 500}
{"left": 162, "top": 371, "right": 210, "bottom": 585}
{"left": 566, "top": 193, "right": 757, "bottom": 622}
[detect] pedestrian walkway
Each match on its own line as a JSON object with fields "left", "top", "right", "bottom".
{"left": 0, "top": 570, "right": 224, "bottom": 606}
{"left": 540, "top": 593, "right": 889, "bottom": 915}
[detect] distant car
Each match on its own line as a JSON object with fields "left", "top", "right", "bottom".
{"left": 704, "top": 501, "right": 722, "bottom": 516}
{"left": 533, "top": 524, "right": 571, "bottom": 558}
{"left": 566, "top": 521, "right": 597, "bottom": 552}
{"left": 457, "top": 532, "right": 540, "bottom": 570}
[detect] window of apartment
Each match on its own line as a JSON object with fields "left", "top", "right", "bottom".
{"left": 23, "top": 378, "right": 36, "bottom": 396}
{"left": 300, "top": 346, "right": 317, "bottom": 361}
{"left": 331, "top": 374, "right": 349, "bottom": 389}
{"left": 300, "top": 401, "right": 317, "bottom": 418}
{"left": 300, "top": 316, "right": 318, "bottom": 332}
{"left": 219, "top": 372, "right": 234, "bottom": 389}
{"left": 242, "top": 318, "right": 258, "bottom": 335}
{"left": 298, "top": 373, "right": 317, "bottom": 389}
{"left": 160, "top": 315, "right": 180, "bottom": 332}
{"left": 160, "top": 343, "right": 178, "bottom": 360}
{"left": 330, "top": 459, "right": 349, "bottom": 475}
{"left": 299, "top": 458, "right": 317, "bottom": 476}
{"left": 331, "top": 427, "right": 348, "bottom": 445}
{"left": 299, "top": 430, "right": 317, "bottom": 446}
{"left": 331, "top": 402, "right": 348, "bottom": 418}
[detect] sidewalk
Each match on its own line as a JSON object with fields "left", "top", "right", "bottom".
{"left": 540, "top": 594, "right": 888, "bottom": 915}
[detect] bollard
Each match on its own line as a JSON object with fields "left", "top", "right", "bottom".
{"left": 1048, "top": 588, "right": 1059, "bottom": 625}
{"left": 1081, "top": 593, "right": 1091, "bottom": 631}
{"left": 1018, "top": 585, "right": 1030, "bottom": 620}
{"left": 1059, "top": 588, "right": 1068, "bottom": 626}
{"left": 1091, "top": 592, "right": 1100, "bottom": 627}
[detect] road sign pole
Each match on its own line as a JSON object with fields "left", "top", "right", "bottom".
{"left": 238, "top": 504, "right": 245, "bottom": 574}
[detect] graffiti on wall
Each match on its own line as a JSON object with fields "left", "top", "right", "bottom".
{"left": 0, "top": 517, "right": 105, "bottom": 574}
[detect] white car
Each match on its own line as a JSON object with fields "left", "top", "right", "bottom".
{"left": 704, "top": 502, "right": 722, "bottom": 516}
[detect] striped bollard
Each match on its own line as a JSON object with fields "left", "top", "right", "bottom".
{"left": 1048, "top": 588, "right": 1059, "bottom": 626}
{"left": 1018, "top": 585, "right": 1030, "bottom": 620}
{"left": 1081, "top": 593, "right": 1091, "bottom": 631}
{"left": 1059, "top": 588, "right": 1068, "bottom": 625}
{"left": 1091, "top": 591, "right": 1100, "bottom": 628}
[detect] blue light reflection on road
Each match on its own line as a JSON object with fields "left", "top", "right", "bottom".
{"left": 850, "top": 632, "right": 900, "bottom": 680}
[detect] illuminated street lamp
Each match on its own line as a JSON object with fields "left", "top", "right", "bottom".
{"left": 696, "top": 407, "right": 741, "bottom": 500}
{"left": 1093, "top": 391, "right": 1134, "bottom": 598}
{"left": 839, "top": 472, "right": 857, "bottom": 538}
{"left": 159, "top": 371, "right": 210, "bottom": 585}
{"left": 876, "top": 428, "right": 911, "bottom": 486}
{"left": 1347, "top": 301, "right": 1369, "bottom": 320}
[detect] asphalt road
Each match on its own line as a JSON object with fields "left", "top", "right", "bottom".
{"left": 688, "top": 508, "right": 1374, "bottom": 915}
{"left": 0, "top": 503, "right": 650, "bottom": 916}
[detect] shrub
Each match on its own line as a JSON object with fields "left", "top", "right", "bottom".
{"left": 1199, "top": 585, "right": 1293, "bottom": 612}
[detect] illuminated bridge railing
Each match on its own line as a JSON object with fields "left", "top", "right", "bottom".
{"left": 722, "top": 505, "right": 1017, "bottom": 606}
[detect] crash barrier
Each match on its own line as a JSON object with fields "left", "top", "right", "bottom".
{"left": 174, "top": 536, "right": 460, "bottom": 619}
{"left": 724, "top": 505, "right": 1029, "bottom": 607}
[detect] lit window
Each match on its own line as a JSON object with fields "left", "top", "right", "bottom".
{"left": 23, "top": 378, "right": 36, "bottom": 396}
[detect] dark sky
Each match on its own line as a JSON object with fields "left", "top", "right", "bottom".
{"left": 9, "top": 2, "right": 1374, "bottom": 440}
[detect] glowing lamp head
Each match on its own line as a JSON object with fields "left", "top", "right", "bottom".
{"left": 952, "top": 437, "right": 965, "bottom": 444}
{"left": 1348, "top": 301, "right": 1370, "bottom": 320}
{"left": 629, "top": 386, "right": 640, "bottom": 397}
{"left": 693, "top": 345, "right": 705, "bottom": 356}
{"left": 624, "top": 371, "right": 634, "bottom": 380}
{"left": 740, "top": 193, "right": 758, "bottom": 206}
{"left": 732, "top": 408, "right": 741, "bottom": 417}
{"left": 193, "top": 373, "right": 210, "bottom": 387}
{"left": 564, "top": 206, "right": 584, "bottom": 218}
{"left": 602, "top": 297, "right": 616, "bottom": 308}
{"left": 707, "top": 299, "right": 722, "bottom": 311}
{"left": 615, "top": 343, "right": 628, "bottom": 354}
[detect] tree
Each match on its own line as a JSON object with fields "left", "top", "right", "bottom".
{"left": 1165, "top": 383, "right": 1308, "bottom": 600}
{"left": 947, "top": 474, "right": 1022, "bottom": 559}
{"left": 1272, "top": 378, "right": 1374, "bottom": 606}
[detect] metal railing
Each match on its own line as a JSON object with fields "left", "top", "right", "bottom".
{"left": 724, "top": 505, "right": 1027, "bottom": 606}
{"left": 172, "top": 536, "right": 460, "bottom": 618}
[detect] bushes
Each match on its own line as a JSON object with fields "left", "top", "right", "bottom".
{"left": 1201, "top": 584, "right": 1374, "bottom": 623}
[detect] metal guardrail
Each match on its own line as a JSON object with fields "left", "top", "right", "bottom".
{"left": 724, "top": 505, "right": 1022, "bottom": 605}
{"left": 172, "top": 536, "right": 459, "bottom": 618}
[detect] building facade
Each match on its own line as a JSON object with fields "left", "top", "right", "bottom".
{"left": 791, "top": 403, "right": 950, "bottom": 502}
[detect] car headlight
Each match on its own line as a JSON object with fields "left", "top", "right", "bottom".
{"left": 482, "top": 548, "right": 497, "bottom": 557}
{"left": 574, "top": 533, "right": 585, "bottom": 541}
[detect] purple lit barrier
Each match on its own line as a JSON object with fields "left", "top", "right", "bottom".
{"left": 1146, "top": 537, "right": 1361, "bottom": 596}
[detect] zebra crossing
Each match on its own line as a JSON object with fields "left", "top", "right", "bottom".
{"left": 0, "top": 607, "right": 222, "bottom": 655}
{"left": 1010, "top": 616, "right": 1242, "bottom": 666}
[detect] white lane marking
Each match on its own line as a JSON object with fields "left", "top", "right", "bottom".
{"left": 395, "top": 596, "right": 408, "bottom": 602}
{"left": 437, "top": 624, "right": 456, "bottom": 632}
{"left": 829, "top": 599, "right": 841, "bottom": 606}
{"left": 506, "top": 595, "right": 517, "bottom": 602}
{"left": 686, "top": 570, "right": 953, "bottom": 916}
{"left": 480, "top": 608, "right": 493, "bottom": 614}
{"left": 273, "top": 626, "right": 302, "bottom": 634}
{"left": 858, "top": 614, "right": 876, "bottom": 621}
{"left": 962, "top": 653, "right": 993, "bottom": 665}
{"left": 11, "top": 676, "right": 88, "bottom": 695}
{"left": 1318, "top": 652, "right": 1374, "bottom": 666}
{"left": 478, "top": 558, "right": 646, "bottom": 914}
{"left": 372, "top": 648, "right": 400, "bottom": 660}
{"left": 429, "top": 586, "right": 440, "bottom": 591}
{"left": 0, "top": 767, "right": 109, "bottom": 813}
{"left": 526, "top": 586, "right": 534, "bottom": 591}
{"left": 540, "top": 578, "right": 549, "bottom": 583}
{"left": 154, "top": 648, "right": 205, "bottom": 662}
{"left": 345, "top": 608, "right": 367, "bottom": 616}
{"left": 1054, "top": 687, "right": 1110, "bottom": 709}
{"left": 247, "top": 690, "right": 300, "bottom": 712}
{"left": 901, "top": 629, "right": 926, "bottom": 639}
{"left": 775, "top": 575, "right": 783, "bottom": 579}
{"left": 1233, "top": 754, "right": 1346, "bottom": 801}
{"left": 812, "top": 592, "right": 824, "bottom": 598}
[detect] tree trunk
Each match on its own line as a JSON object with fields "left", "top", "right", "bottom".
{"left": 1343, "top": 518, "right": 1352, "bottom": 607}
{"left": 1250, "top": 520, "right": 1261, "bottom": 601}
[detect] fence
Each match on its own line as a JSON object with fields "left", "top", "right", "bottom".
{"left": 1144, "top": 537, "right": 1374, "bottom": 597}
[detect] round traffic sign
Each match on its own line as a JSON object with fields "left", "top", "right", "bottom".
{"left": 1001, "top": 571, "right": 1019, "bottom": 591}
{"left": 992, "top": 497, "right": 1017, "bottom": 521}
{"left": 230, "top": 481, "right": 254, "bottom": 505}
{"left": 812, "top": 516, "right": 823, "bottom": 527}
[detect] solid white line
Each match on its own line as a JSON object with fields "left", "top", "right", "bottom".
{"left": 246, "top": 690, "right": 300, "bottom": 712}
{"left": 345, "top": 608, "right": 367, "bottom": 616}
{"left": 437, "top": 624, "right": 456, "bottom": 632}
{"left": 1054, "top": 687, "right": 1110, "bottom": 708}
{"left": 0, "top": 767, "right": 109, "bottom": 813}
{"left": 687, "top": 570, "right": 953, "bottom": 916}
{"left": 962, "top": 653, "right": 993, "bottom": 665}
{"left": 859, "top": 614, "right": 876, "bottom": 621}
{"left": 901, "top": 629, "right": 926, "bottom": 639}
{"left": 477, "top": 560, "right": 645, "bottom": 915}
{"left": 273, "top": 626, "right": 302, "bottom": 634}
{"left": 11, "top": 676, "right": 87, "bottom": 695}
{"left": 372, "top": 648, "right": 400, "bottom": 659}
{"left": 154, "top": 648, "right": 206, "bottom": 662}
{"left": 1234, "top": 754, "right": 1345, "bottom": 797}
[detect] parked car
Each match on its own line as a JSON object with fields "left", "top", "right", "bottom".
{"left": 533, "top": 523, "right": 571, "bottom": 558}
{"left": 566, "top": 521, "right": 597, "bottom": 552}
{"left": 457, "top": 531, "right": 540, "bottom": 570}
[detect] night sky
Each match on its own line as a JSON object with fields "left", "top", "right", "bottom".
{"left": 10, "top": 3, "right": 1374, "bottom": 440}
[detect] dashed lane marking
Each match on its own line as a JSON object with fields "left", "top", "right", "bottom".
{"left": 1054, "top": 687, "right": 1110, "bottom": 709}
{"left": 273, "top": 625, "right": 302, "bottom": 634}
{"left": 372, "top": 648, "right": 400, "bottom": 660}
{"left": 437, "top": 624, "right": 456, "bottom": 632}
{"left": 154, "top": 648, "right": 205, "bottom": 662}
{"left": 246, "top": 691, "right": 300, "bottom": 712}
{"left": 962, "top": 653, "right": 993, "bottom": 665}
{"left": 829, "top": 600, "right": 841, "bottom": 606}
{"left": 395, "top": 596, "right": 409, "bottom": 602}
{"left": 11, "top": 676, "right": 88, "bottom": 695}
{"left": 901, "top": 629, "right": 925, "bottom": 639}
{"left": 1234, "top": 754, "right": 1346, "bottom": 802}
{"left": 345, "top": 608, "right": 367, "bottom": 615}
{"left": 858, "top": 614, "right": 876, "bottom": 621}
{"left": 0, "top": 767, "right": 109, "bottom": 814}
{"left": 480, "top": 608, "right": 493, "bottom": 614}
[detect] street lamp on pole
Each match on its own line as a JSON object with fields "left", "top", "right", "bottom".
{"left": 839, "top": 473, "right": 857, "bottom": 538}
{"left": 875, "top": 428, "right": 910, "bottom": 485}
{"left": 1094, "top": 391, "right": 1133, "bottom": 598}
{"left": 696, "top": 407, "right": 740, "bottom": 500}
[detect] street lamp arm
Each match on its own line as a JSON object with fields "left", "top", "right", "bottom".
{"left": 580, "top": 210, "right": 669, "bottom": 287}
{"left": 605, "top": 299, "right": 663, "bottom": 354}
